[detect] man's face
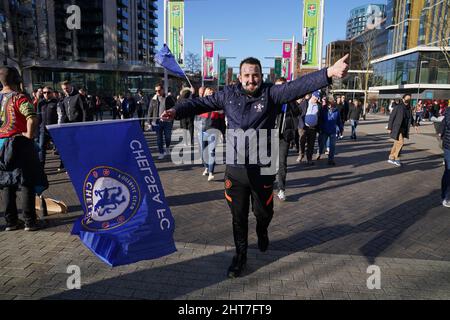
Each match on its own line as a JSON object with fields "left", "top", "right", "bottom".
{"left": 403, "top": 96, "right": 411, "bottom": 105}
{"left": 239, "top": 63, "right": 262, "bottom": 96}
{"left": 204, "top": 88, "right": 215, "bottom": 96}
{"left": 37, "top": 88, "right": 43, "bottom": 98}
{"left": 43, "top": 88, "right": 53, "bottom": 100}
{"left": 61, "top": 84, "right": 72, "bottom": 96}
{"left": 310, "top": 96, "right": 318, "bottom": 104}
{"left": 155, "top": 86, "right": 163, "bottom": 96}
{"left": 341, "top": 96, "right": 346, "bottom": 101}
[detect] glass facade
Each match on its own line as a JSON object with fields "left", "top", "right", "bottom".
{"left": 31, "top": 69, "right": 162, "bottom": 97}
{"left": 372, "top": 51, "right": 450, "bottom": 87}
{"left": 419, "top": 0, "right": 449, "bottom": 46}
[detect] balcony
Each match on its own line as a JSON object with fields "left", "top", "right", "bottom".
{"left": 117, "top": 19, "right": 129, "bottom": 31}
{"left": 118, "top": 8, "right": 129, "bottom": 19}
{"left": 148, "top": 1, "right": 157, "bottom": 11}
{"left": 117, "top": 0, "right": 129, "bottom": 8}
{"left": 138, "top": 1, "right": 147, "bottom": 10}
{"left": 138, "top": 32, "right": 147, "bottom": 40}
{"left": 118, "top": 43, "right": 130, "bottom": 54}
{"left": 148, "top": 11, "right": 158, "bottom": 19}
{"left": 138, "top": 12, "right": 147, "bottom": 21}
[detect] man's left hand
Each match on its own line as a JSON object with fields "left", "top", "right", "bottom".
{"left": 328, "top": 54, "right": 350, "bottom": 79}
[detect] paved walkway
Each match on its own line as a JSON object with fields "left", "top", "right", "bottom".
{"left": 1, "top": 115, "right": 450, "bottom": 300}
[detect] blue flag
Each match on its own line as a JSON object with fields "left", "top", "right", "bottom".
{"left": 155, "top": 44, "right": 186, "bottom": 78}
{"left": 47, "top": 120, "right": 176, "bottom": 267}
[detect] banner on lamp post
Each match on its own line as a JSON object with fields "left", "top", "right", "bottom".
{"left": 302, "top": 0, "right": 323, "bottom": 69}
{"left": 203, "top": 41, "right": 214, "bottom": 81}
{"left": 282, "top": 41, "right": 293, "bottom": 59}
{"left": 281, "top": 57, "right": 292, "bottom": 80}
{"left": 281, "top": 41, "right": 293, "bottom": 80}
{"left": 168, "top": 1, "right": 185, "bottom": 66}
{"left": 219, "top": 58, "right": 227, "bottom": 86}
{"left": 274, "top": 58, "right": 282, "bottom": 79}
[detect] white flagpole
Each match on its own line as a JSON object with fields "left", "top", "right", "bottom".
{"left": 164, "top": 0, "right": 169, "bottom": 95}
{"left": 201, "top": 35, "right": 204, "bottom": 87}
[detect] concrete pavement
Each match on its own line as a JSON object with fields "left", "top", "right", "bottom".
{"left": 1, "top": 115, "right": 449, "bottom": 300}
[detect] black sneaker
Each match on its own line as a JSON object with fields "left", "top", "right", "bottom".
{"left": 5, "top": 220, "right": 25, "bottom": 231}
{"left": 24, "top": 221, "right": 42, "bottom": 232}
{"left": 227, "top": 255, "right": 247, "bottom": 279}
{"left": 258, "top": 232, "right": 270, "bottom": 253}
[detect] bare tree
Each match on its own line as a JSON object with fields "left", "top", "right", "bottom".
{"left": 184, "top": 51, "right": 201, "bottom": 75}
{"left": 352, "top": 28, "right": 377, "bottom": 118}
{"left": 0, "top": 0, "right": 39, "bottom": 75}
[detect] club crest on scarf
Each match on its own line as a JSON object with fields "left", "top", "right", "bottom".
{"left": 83, "top": 167, "right": 141, "bottom": 231}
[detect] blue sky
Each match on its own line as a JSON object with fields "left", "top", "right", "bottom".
{"left": 156, "top": 0, "right": 387, "bottom": 72}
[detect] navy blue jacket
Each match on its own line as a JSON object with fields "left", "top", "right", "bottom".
{"left": 174, "top": 68, "right": 331, "bottom": 167}
{"left": 320, "top": 107, "right": 344, "bottom": 135}
{"left": 441, "top": 108, "right": 450, "bottom": 150}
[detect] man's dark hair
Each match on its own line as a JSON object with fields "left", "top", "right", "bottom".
{"left": 402, "top": 94, "right": 411, "bottom": 99}
{"left": 240, "top": 57, "right": 262, "bottom": 74}
{"left": 275, "top": 77, "right": 287, "bottom": 84}
{"left": 0, "top": 66, "right": 22, "bottom": 87}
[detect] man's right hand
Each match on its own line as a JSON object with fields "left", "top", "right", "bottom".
{"left": 161, "top": 108, "right": 176, "bottom": 121}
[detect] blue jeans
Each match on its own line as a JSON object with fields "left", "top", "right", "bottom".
{"left": 351, "top": 120, "right": 359, "bottom": 138}
{"left": 318, "top": 133, "right": 331, "bottom": 155}
{"left": 198, "top": 130, "right": 217, "bottom": 174}
{"left": 156, "top": 121, "right": 173, "bottom": 154}
{"left": 321, "top": 133, "right": 337, "bottom": 160}
{"left": 442, "top": 149, "right": 450, "bottom": 200}
{"left": 35, "top": 130, "right": 47, "bottom": 165}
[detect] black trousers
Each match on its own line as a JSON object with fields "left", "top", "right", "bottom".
{"left": 224, "top": 166, "right": 275, "bottom": 257}
{"left": 299, "top": 127, "right": 317, "bottom": 161}
{"left": 278, "top": 138, "right": 290, "bottom": 191}
{"left": 1, "top": 185, "right": 36, "bottom": 225}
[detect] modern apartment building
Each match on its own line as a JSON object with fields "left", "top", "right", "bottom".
{"left": 0, "top": 0, "right": 162, "bottom": 95}
{"left": 346, "top": 3, "right": 386, "bottom": 40}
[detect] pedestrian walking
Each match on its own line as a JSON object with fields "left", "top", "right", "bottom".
{"left": 149, "top": 83, "right": 176, "bottom": 160}
{"left": 198, "top": 87, "right": 223, "bottom": 182}
{"left": 348, "top": 98, "right": 363, "bottom": 140}
{"left": 387, "top": 94, "right": 418, "bottom": 167}
{"left": 297, "top": 91, "right": 321, "bottom": 165}
{"left": 275, "top": 77, "right": 300, "bottom": 201}
{"left": 319, "top": 95, "right": 344, "bottom": 166}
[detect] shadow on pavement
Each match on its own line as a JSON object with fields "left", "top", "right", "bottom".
{"left": 44, "top": 189, "right": 440, "bottom": 300}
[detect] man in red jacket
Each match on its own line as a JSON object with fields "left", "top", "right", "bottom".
{"left": 0, "top": 66, "right": 40, "bottom": 231}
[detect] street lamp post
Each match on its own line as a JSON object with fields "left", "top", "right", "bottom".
{"left": 353, "top": 76, "right": 360, "bottom": 101}
{"left": 417, "top": 60, "right": 429, "bottom": 105}
{"left": 217, "top": 56, "right": 236, "bottom": 91}
{"left": 268, "top": 37, "right": 296, "bottom": 80}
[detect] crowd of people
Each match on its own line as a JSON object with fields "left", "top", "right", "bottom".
{"left": 1, "top": 54, "right": 449, "bottom": 279}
